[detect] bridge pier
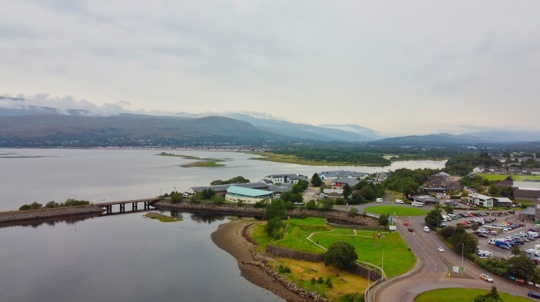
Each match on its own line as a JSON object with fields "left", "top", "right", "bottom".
{"left": 97, "top": 198, "right": 159, "bottom": 215}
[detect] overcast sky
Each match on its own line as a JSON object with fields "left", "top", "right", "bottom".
{"left": 1, "top": 1, "right": 539, "bottom": 136}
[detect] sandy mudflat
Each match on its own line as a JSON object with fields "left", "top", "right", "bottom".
{"left": 211, "top": 220, "right": 312, "bottom": 302}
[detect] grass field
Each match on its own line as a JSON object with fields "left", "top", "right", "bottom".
{"left": 480, "top": 173, "right": 540, "bottom": 182}
{"left": 416, "top": 287, "right": 533, "bottom": 302}
{"left": 365, "top": 205, "right": 427, "bottom": 216}
{"left": 252, "top": 217, "right": 416, "bottom": 278}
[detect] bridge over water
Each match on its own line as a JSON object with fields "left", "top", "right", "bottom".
{"left": 95, "top": 198, "right": 160, "bottom": 214}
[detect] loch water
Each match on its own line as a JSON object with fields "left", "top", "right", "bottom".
{"left": 0, "top": 148, "right": 446, "bottom": 302}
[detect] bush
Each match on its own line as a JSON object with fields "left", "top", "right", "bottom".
{"left": 317, "top": 277, "right": 324, "bottom": 284}
{"left": 278, "top": 265, "right": 291, "bottom": 273}
{"left": 19, "top": 204, "right": 31, "bottom": 211}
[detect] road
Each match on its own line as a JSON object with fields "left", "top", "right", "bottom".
{"left": 370, "top": 214, "right": 532, "bottom": 301}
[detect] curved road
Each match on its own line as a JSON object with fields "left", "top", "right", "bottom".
{"left": 371, "top": 214, "right": 532, "bottom": 301}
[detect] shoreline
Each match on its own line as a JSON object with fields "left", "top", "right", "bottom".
{"left": 211, "top": 220, "right": 315, "bottom": 302}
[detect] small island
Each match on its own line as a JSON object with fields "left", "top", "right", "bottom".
{"left": 156, "top": 152, "right": 225, "bottom": 167}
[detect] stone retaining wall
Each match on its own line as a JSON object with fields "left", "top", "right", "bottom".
{"left": 266, "top": 244, "right": 325, "bottom": 262}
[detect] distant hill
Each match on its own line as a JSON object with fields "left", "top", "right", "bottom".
{"left": 0, "top": 114, "right": 287, "bottom": 147}
{"left": 227, "top": 114, "right": 374, "bottom": 142}
{"left": 371, "top": 133, "right": 486, "bottom": 146}
{"left": 318, "top": 123, "right": 382, "bottom": 140}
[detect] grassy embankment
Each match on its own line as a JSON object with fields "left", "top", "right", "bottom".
{"left": 250, "top": 217, "right": 416, "bottom": 301}
{"left": 416, "top": 287, "right": 533, "bottom": 302}
{"left": 156, "top": 153, "right": 224, "bottom": 167}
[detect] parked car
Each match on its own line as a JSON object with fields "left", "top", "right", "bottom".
{"left": 395, "top": 199, "right": 404, "bottom": 204}
{"left": 528, "top": 291, "right": 540, "bottom": 299}
{"left": 408, "top": 227, "right": 414, "bottom": 232}
{"left": 437, "top": 246, "right": 444, "bottom": 252}
{"left": 423, "top": 226, "right": 430, "bottom": 233}
{"left": 477, "top": 233, "right": 488, "bottom": 238}
{"left": 480, "top": 274, "right": 494, "bottom": 283}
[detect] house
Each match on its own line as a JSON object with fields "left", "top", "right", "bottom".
{"left": 508, "top": 167, "right": 523, "bottom": 174}
{"left": 331, "top": 177, "right": 360, "bottom": 188}
{"left": 532, "top": 168, "right": 540, "bottom": 176}
{"left": 469, "top": 193, "right": 495, "bottom": 208}
{"left": 225, "top": 186, "right": 274, "bottom": 204}
{"left": 262, "top": 174, "right": 308, "bottom": 184}
{"left": 318, "top": 171, "right": 340, "bottom": 181}
{"left": 473, "top": 166, "right": 485, "bottom": 173}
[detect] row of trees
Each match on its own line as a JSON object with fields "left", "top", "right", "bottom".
{"left": 19, "top": 198, "right": 91, "bottom": 211}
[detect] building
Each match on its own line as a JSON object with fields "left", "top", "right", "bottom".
{"left": 331, "top": 177, "right": 360, "bottom": 188}
{"left": 262, "top": 174, "right": 308, "bottom": 184}
{"left": 494, "top": 197, "right": 513, "bottom": 207}
{"left": 469, "top": 193, "right": 495, "bottom": 208}
{"left": 186, "top": 183, "right": 269, "bottom": 196}
{"left": 225, "top": 186, "right": 274, "bottom": 204}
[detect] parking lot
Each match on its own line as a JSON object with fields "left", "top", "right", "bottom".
{"left": 442, "top": 209, "right": 538, "bottom": 259}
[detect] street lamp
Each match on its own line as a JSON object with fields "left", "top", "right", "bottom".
{"left": 461, "top": 243, "right": 464, "bottom": 272}
{"left": 382, "top": 249, "right": 384, "bottom": 280}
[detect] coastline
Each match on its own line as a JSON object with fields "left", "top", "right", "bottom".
{"left": 211, "top": 220, "right": 313, "bottom": 302}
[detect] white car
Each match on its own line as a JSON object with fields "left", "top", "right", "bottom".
{"left": 395, "top": 199, "right": 404, "bottom": 204}
{"left": 376, "top": 198, "right": 383, "bottom": 203}
{"left": 437, "top": 246, "right": 444, "bottom": 252}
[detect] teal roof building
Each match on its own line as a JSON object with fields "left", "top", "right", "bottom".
{"left": 225, "top": 185, "right": 274, "bottom": 203}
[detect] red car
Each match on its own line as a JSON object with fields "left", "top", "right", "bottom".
{"left": 404, "top": 221, "right": 409, "bottom": 226}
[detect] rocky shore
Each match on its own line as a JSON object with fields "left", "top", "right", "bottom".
{"left": 211, "top": 220, "right": 328, "bottom": 302}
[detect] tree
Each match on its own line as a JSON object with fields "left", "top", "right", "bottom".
{"left": 324, "top": 241, "right": 358, "bottom": 270}
{"left": 474, "top": 285, "right": 503, "bottom": 302}
{"left": 378, "top": 214, "right": 389, "bottom": 226}
{"left": 264, "top": 217, "right": 284, "bottom": 239}
{"left": 488, "top": 184, "right": 499, "bottom": 195}
{"left": 320, "top": 199, "right": 335, "bottom": 211}
{"left": 264, "top": 199, "right": 287, "bottom": 220}
{"left": 311, "top": 173, "right": 323, "bottom": 187}
{"left": 506, "top": 254, "right": 536, "bottom": 280}
{"left": 348, "top": 207, "right": 358, "bottom": 217}
{"left": 170, "top": 192, "right": 183, "bottom": 203}
{"left": 306, "top": 200, "right": 317, "bottom": 210}
{"left": 359, "top": 185, "right": 376, "bottom": 200}
{"left": 343, "top": 183, "right": 352, "bottom": 200}
{"left": 201, "top": 188, "right": 216, "bottom": 200}
{"left": 425, "top": 205, "right": 443, "bottom": 228}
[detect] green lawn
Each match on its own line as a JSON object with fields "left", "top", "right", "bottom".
{"left": 310, "top": 229, "right": 416, "bottom": 278}
{"left": 365, "top": 205, "right": 427, "bottom": 216}
{"left": 252, "top": 217, "right": 416, "bottom": 278}
{"left": 481, "top": 173, "right": 540, "bottom": 182}
{"left": 416, "top": 287, "right": 533, "bottom": 302}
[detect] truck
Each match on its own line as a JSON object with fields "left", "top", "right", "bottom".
{"left": 495, "top": 240, "right": 511, "bottom": 250}
{"left": 411, "top": 201, "right": 424, "bottom": 207}
{"left": 526, "top": 249, "right": 540, "bottom": 264}
{"left": 478, "top": 250, "right": 493, "bottom": 257}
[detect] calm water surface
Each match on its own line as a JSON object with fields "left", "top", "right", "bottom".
{"left": 0, "top": 148, "right": 446, "bottom": 302}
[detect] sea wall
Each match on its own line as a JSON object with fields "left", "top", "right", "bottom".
{"left": 0, "top": 206, "right": 104, "bottom": 224}
{"left": 154, "top": 201, "right": 379, "bottom": 227}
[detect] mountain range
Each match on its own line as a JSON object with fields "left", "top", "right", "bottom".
{"left": 0, "top": 104, "right": 540, "bottom": 147}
